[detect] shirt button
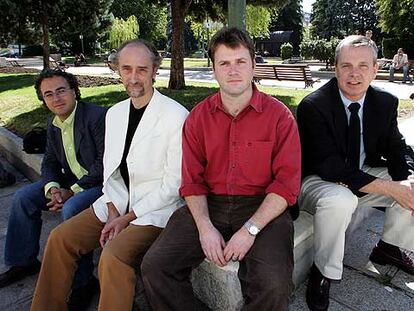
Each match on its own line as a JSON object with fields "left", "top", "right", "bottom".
{"left": 232, "top": 164, "right": 236, "bottom": 168}
{"left": 247, "top": 142, "right": 252, "bottom": 146}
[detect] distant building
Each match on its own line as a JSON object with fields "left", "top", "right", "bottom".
{"left": 303, "top": 12, "right": 311, "bottom": 26}
{"left": 255, "top": 31, "right": 293, "bottom": 57}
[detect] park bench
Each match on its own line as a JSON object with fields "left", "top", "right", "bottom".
{"left": 254, "top": 64, "right": 319, "bottom": 88}
{"left": 7, "top": 59, "right": 23, "bottom": 67}
{"left": 49, "top": 57, "right": 69, "bottom": 71}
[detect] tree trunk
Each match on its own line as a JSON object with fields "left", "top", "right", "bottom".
{"left": 168, "top": 0, "right": 191, "bottom": 90}
{"left": 41, "top": 13, "right": 50, "bottom": 69}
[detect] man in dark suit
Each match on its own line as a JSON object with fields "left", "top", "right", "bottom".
{"left": 0, "top": 69, "right": 106, "bottom": 307}
{"left": 297, "top": 35, "right": 414, "bottom": 311}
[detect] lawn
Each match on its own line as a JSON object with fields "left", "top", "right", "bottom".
{"left": 0, "top": 72, "right": 411, "bottom": 136}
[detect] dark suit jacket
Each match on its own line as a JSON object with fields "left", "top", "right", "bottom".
{"left": 41, "top": 101, "right": 107, "bottom": 190}
{"left": 297, "top": 78, "right": 413, "bottom": 195}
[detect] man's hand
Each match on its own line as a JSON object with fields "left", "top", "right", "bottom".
{"left": 223, "top": 227, "right": 255, "bottom": 262}
{"left": 99, "top": 202, "right": 121, "bottom": 247}
{"left": 99, "top": 215, "right": 130, "bottom": 247}
{"left": 47, "top": 187, "right": 73, "bottom": 211}
{"left": 392, "top": 179, "right": 414, "bottom": 215}
{"left": 199, "top": 224, "right": 227, "bottom": 267}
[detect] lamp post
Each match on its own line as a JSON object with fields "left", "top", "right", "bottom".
{"left": 79, "top": 34, "right": 84, "bottom": 54}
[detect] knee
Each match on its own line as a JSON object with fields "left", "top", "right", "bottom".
{"left": 141, "top": 250, "right": 159, "bottom": 281}
{"left": 317, "top": 187, "right": 358, "bottom": 216}
{"left": 48, "top": 224, "right": 66, "bottom": 248}
{"left": 61, "top": 200, "right": 84, "bottom": 220}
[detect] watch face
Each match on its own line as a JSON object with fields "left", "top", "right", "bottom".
{"left": 249, "top": 226, "right": 259, "bottom": 235}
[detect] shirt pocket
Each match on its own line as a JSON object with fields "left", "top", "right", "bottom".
{"left": 240, "top": 141, "right": 273, "bottom": 186}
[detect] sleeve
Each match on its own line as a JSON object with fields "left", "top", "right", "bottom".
{"left": 297, "top": 99, "right": 376, "bottom": 194}
{"left": 383, "top": 99, "right": 413, "bottom": 180}
{"left": 41, "top": 121, "right": 65, "bottom": 186}
{"left": 132, "top": 112, "right": 188, "bottom": 217}
{"left": 265, "top": 109, "right": 301, "bottom": 206}
{"left": 179, "top": 115, "right": 210, "bottom": 197}
{"left": 74, "top": 109, "right": 106, "bottom": 189}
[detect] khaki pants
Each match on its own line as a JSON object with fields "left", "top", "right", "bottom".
{"left": 31, "top": 208, "right": 162, "bottom": 311}
{"left": 299, "top": 166, "right": 414, "bottom": 280}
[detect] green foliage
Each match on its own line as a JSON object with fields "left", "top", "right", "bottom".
{"left": 300, "top": 39, "right": 314, "bottom": 60}
{"left": 280, "top": 42, "right": 293, "bottom": 60}
{"left": 110, "top": 0, "right": 167, "bottom": 47}
{"left": 300, "top": 37, "right": 339, "bottom": 69}
{"left": 311, "top": 0, "right": 380, "bottom": 40}
{"left": 246, "top": 5, "right": 272, "bottom": 37}
{"left": 269, "top": 0, "right": 303, "bottom": 56}
{"left": 108, "top": 16, "right": 139, "bottom": 49}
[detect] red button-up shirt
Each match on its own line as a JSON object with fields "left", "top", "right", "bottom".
{"left": 179, "top": 85, "right": 301, "bottom": 206}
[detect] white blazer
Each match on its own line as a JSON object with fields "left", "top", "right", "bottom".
{"left": 92, "top": 88, "right": 189, "bottom": 227}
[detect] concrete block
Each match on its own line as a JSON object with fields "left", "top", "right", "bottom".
{"left": 0, "top": 127, "right": 42, "bottom": 181}
{"left": 191, "top": 211, "right": 314, "bottom": 311}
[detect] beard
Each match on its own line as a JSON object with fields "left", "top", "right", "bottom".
{"left": 125, "top": 82, "right": 145, "bottom": 98}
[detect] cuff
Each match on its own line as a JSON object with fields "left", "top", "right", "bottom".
{"left": 70, "top": 183, "right": 84, "bottom": 194}
{"left": 179, "top": 183, "right": 210, "bottom": 197}
{"left": 44, "top": 182, "right": 61, "bottom": 199}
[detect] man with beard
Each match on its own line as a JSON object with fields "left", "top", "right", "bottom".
{"left": 31, "top": 39, "right": 188, "bottom": 311}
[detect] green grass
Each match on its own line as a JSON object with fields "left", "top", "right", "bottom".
{"left": 0, "top": 73, "right": 411, "bottom": 136}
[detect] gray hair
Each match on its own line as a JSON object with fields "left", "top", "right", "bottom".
{"left": 112, "top": 39, "right": 162, "bottom": 69}
{"left": 335, "top": 35, "right": 378, "bottom": 65}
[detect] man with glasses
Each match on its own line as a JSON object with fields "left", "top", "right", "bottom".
{"left": 31, "top": 40, "right": 188, "bottom": 311}
{"left": 0, "top": 69, "right": 106, "bottom": 308}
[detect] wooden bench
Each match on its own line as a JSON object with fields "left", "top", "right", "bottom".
{"left": 7, "top": 59, "right": 23, "bottom": 67}
{"left": 49, "top": 58, "right": 68, "bottom": 71}
{"left": 254, "top": 64, "right": 319, "bottom": 88}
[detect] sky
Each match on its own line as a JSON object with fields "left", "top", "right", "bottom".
{"left": 302, "top": 0, "right": 315, "bottom": 13}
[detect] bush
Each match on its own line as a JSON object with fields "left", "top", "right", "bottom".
{"left": 382, "top": 38, "right": 400, "bottom": 59}
{"left": 300, "top": 37, "right": 339, "bottom": 69}
{"left": 280, "top": 42, "right": 293, "bottom": 60}
{"left": 300, "top": 40, "right": 314, "bottom": 60}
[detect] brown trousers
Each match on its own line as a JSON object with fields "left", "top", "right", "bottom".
{"left": 142, "top": 195, "right": 294, "bottom": 311}
{"left": 31, "top": 208, "right": 162, "bottom": 311}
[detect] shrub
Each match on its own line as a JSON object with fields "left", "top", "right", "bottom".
{"left": 280, "top": 42, "right": 293, "bottom": 60}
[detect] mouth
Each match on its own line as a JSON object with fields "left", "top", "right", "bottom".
{"left": 347, "top": 81, "right": 362, "bottom": 86}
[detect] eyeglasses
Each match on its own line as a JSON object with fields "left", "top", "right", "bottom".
{"left": 43, "top": 87, "right": 72, "bottom": 101}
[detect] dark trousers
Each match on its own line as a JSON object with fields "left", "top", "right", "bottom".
{"left": 142, "top": 195, "right": 294, "bottom": 311}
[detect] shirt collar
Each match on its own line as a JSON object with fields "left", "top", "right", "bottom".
{"left": 52, "top": 101, "right": 77, "bottom": 128}
{"left": 209, "top": 83, "right": 263, "bottom": 114}
{"left": 338, "top": 90, "right": 365, "bottom": 109}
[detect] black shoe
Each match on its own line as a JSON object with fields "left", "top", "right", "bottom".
{"left": 306, "top": 264, "right": 330, "bottom": 311}
{"left": 369, "top": 240, "right": 414, "bottom": 275}
{"left": 0, "top": 260, "right": 41, "bottom": 288}
{"left": 68, "top": 276, "right": 99, "bottom": 311}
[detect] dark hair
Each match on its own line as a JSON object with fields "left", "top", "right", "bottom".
{"left": 35, "top": 69, "right": 81, "bottom": 101}
{"left": 113, "top": 39, "right": 162, "bottom": 68}
{"left": 207, "top": 27, "right": 255, "bottom": 66}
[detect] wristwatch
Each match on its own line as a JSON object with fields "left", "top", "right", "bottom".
{"left": 244, "top": 221, "right": 261, "bottom": 236}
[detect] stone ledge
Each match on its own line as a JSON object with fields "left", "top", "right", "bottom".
{"left": 0, "top": 127, "right": 42, "bottom": 181}
{"left": 191, "top": 211, "right": 314, "bottom": 311}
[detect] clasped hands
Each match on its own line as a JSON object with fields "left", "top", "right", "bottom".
{"left": 47, "top": 187, "right": 73, "bottom": 211}
{"left": 199, "top": 224, "right": 255, "bottom": 267}
{"left": 99, "top": 203, "right": 130, "bottom": 247}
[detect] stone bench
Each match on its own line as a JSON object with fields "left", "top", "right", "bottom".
{"left": 191, "top": 211, "right": 314, "bottom": 311}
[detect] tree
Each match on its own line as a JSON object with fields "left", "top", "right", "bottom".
{"left": 377, "top": 0, "right": 414, "bottom": 40}
{"left": 108, "top": 16, "right": 139, "bottom": 49}
{"left": 110, "top": 0, "right": 168, "bottom": 46}
{"left": 246, "top": 5, "right": 272, "bottom": 38}
{"left": 311, "top": 0, "right": 379, "bottom": 40}
{"left": 0, "top": 0, "right": 113, "bottom": 68}
{"left": 270, "top": 0, "right": 303, "bottom": 55}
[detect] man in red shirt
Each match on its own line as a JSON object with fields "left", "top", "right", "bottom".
{"left": 141, "top": 27, "right": 301, "bottom": 311}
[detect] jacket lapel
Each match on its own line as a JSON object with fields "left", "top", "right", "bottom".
{"left": 130, "top": 88, "right": 162, "bottom": 149}
{"left": 74, "top": 102, "right": 84, "bottom": 155}
{"left": 328, "top": 79, "right": 348, "bottom": 154}
{"left": 362, "top": 87, "right": 377, "bottom": 155}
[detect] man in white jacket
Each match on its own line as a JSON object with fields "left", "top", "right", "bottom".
{"left": 31, "top": 39, "right": 188, "bottom": 311}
